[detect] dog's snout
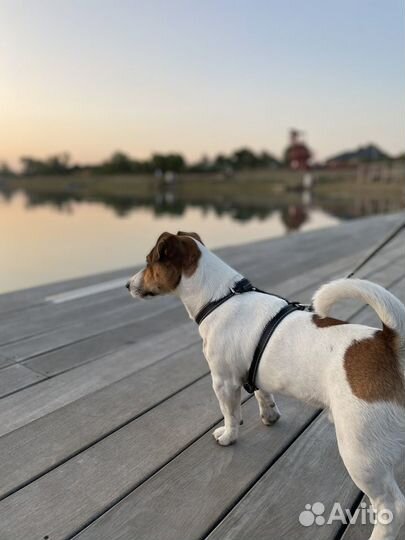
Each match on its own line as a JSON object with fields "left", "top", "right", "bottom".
{"left": 125, "top": 281, "right": 131, "bottom": 290}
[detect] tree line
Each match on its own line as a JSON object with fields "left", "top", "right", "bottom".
{"left": 1, "top": 144, "right": 402, "bottom": 178}
{"left": 0, "top": 148, "right": 281, "bottom": 177}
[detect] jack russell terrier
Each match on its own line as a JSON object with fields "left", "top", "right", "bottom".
{"left": 127, "top": 231, "right": 405, "bottom": 540}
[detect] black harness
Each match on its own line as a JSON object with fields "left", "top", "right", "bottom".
{"left": 195, "top": 278, "right": 311, "bottom": 394}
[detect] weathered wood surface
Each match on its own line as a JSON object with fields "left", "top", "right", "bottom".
{"left": 0, "top": 212, "right": 403, "bottom": 540}
{"left": 75, "top": 251, "right": 405, "bottom": 540}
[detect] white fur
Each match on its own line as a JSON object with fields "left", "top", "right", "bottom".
{"left": 314, "top": 278, "right": 405, "bottom": 349}
{"left": 128, "top": 239, "right": 405, "bottom": 540}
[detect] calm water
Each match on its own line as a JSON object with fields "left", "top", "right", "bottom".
{"left": 0, "top": 191, "right": 340, "bottom": 294}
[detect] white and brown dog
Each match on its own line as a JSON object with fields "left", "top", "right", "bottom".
{"left": 127, "top": 231, "right": 405, "bottom": 540}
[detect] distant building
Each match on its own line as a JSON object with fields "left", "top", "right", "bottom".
{"left": 284, "top": 130, "right": 312, "bottom": 170}
{"left": 326, "top": 144, "right": 390, "bottom": 168}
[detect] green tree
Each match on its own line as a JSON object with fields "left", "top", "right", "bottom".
{"left": 0, "top": 161, "right": 15, "bottom": 177}
{"left": 100, "top": 152, "right": 135, "bottom": 174}
{"left": 151, "top": 153, "right": 185, "bottom": 173}
{"left": 20, "top": 153, "right": 71, "bottom": 175}
{"left": 232, "top": 148, "right": 261, "bottom": 169}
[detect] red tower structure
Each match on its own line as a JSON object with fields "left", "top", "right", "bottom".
{"left": 285, "top": 129, "right": 312, "bottom": 170}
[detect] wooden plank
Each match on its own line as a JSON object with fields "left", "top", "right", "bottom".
{"left": 0, "top": 383, "right": 316, "bottom": 540}
{"left": 21, "top": 301, "right": 188, "bottom": 376}
{"left": 2, "top": 242, "right": 403, "bottom": 538}
{"left": 0, "top": 376, "right": 227, "bottom": 539}
{"left": 0, "top": 356, "right": 14, "bottom": 369}
{"left": 0, "top": 342, "right": 208, "bottom": 500}
{"left": 0, "top": 214, "right": 401, "bottom": 538}
{"left": 0, "top": 322, "right": 198, "bottom": 437}
{"left": 0, "top": 266, "right": 133, "bottom": 316}
{"left": 246, "top": 222, "right": 404, "bottom": 289}
{"left": 70, "top": 264, "right": 405, "bottom": 540}
{"left": 0, "top": 364, "right": 45, "bottom": 398}
{"left": 0, "top": 289, "right": 134, "bottom": 346}
{"left": 75, "top": 397, "right": 317, "bottom": 540}
{"left": 0, "top": 296, "right": 178, "bottom": 363}
{"left": 216, "top": 212, "right": 401, "bottom": 272}
{"left": 206, "top": 411, "right": 356, "bottom": 540}
{"left": 277, "top": 240, "right": 403, "bottom": 301}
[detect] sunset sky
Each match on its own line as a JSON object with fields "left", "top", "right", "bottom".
{"left": 1, "top": 0, "right": 404, "bottom": 168}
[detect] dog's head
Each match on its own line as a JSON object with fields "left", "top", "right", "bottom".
{"left": 126, "top": 231, "right": 203, "bottom": 299}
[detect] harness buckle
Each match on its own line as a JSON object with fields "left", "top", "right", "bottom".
{"left": 289, "top": 301, "right": 313, "bottom": 311}
{"left": 231, "top": 278, "right": 254, "bottom": 295}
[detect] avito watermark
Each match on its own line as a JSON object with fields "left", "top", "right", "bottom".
{"left": 299, "top": 502, "right": 393, "bottom": 527}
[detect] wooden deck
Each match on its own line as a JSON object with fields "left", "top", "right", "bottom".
{"left": 0, "top": 212, "right": 404, "bottom": 540}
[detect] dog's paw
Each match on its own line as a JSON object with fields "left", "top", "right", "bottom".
{"left": 261, "top": 410, "right": 280, "bottom": 426}
{"left": 213, "top": 427, "right": 237, "bottom": 446}
{"left": 212, "top": 426, "right": 226, "bottom": 440}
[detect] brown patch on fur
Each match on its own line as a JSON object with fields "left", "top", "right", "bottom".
{"left": 142, "top": 232, "right": 201, "bottom": 295}
{"left": 177, "top": 231, "right": 204, "bottom": 245}
{"left": 344, "top": 326, "right": 405, "bottom": 406}
{"left": 312, "top": 314, "right": 347, "bottom": 327}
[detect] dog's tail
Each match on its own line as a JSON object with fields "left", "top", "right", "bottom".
{"left": 313, "top": 278, "right": 405, "bottom": 347}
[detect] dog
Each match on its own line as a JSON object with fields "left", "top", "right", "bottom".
{"left": 127, "top": 231, "right": 405, "bottom": 540}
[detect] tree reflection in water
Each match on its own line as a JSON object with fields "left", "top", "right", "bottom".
{"left": 0, "top": 178, "right": 404, "bottom": 232}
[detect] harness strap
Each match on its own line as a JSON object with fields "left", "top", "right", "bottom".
{"left": 195, "top": 278, "right": 292, "bottom": 325}
{"left": 196, "top": 278, "right": 258, "bottom": 325}
{"left": 195, "top": 277, "right": 311, "bottom": 394}
{"left": 243, "top": 302, "right": 307, "bottom": 394}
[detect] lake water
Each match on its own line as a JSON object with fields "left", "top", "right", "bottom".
{"left": 0, "top": 190, "right": 341, "bottom": 294}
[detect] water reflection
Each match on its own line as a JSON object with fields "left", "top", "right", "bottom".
{"left": 1, "top": 176, "right": 404, "bottom": 227}
{"left": 0, "top": 176, "right": 404, "bottom": 293}
{"left": 0, "top": 192, "right": 332, "bottom": 294}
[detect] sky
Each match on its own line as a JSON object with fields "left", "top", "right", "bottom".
{"left": 0, "top": 0, "right": 404, "bottom": 168}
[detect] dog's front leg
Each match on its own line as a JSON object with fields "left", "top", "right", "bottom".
{"left": 255, "top": 389, "right": 281, "bottom": 426}
{"left": 212, "top": 378, "right": 241, "bottom": 446}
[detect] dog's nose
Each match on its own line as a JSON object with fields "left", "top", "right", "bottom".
{"left": 125, "top": 281, "right": 130, "bottom": 290}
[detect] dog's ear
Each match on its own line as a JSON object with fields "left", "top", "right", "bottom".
{"left": 149, "top": 231, "right": 201, "bottom": 276}
{"left": 177, "top": 231, "right": 204, "bottom": 245}
{"left": 150, "top": 232, "right": 183, "bottom": 263}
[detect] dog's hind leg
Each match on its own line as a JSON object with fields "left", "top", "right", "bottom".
{"left": 334, "top": 404, "right": 405, "bottom": 540}
{"left": 343, "top": 461, "right": 405, "bottom": 540}
{"left": 255, "top": 389, "right": 281, "bottom": 426}
{"left": 212, "top": 378, "right": 242, "bottom": 446}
